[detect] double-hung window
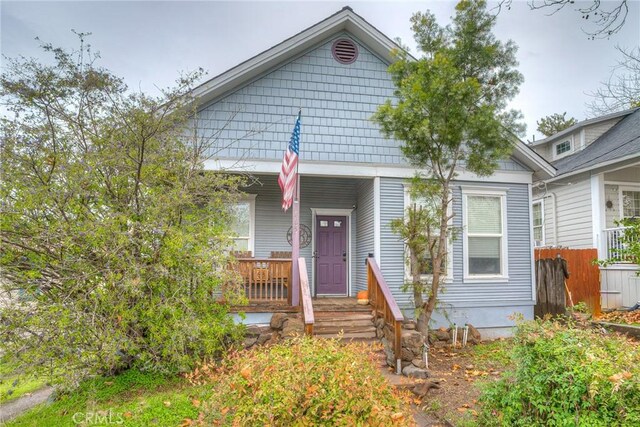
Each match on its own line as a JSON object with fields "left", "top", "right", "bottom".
{"left": 462, "top": 188, "right": 508, "bottom": 282}
{"left": 230, "top": 195, "right": 256, "bottom": 253}
{"left": 532, "top": 200, "right": 544, "bottom": 246}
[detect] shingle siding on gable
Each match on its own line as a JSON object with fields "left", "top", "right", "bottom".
{"left": 197, "top": 34, "right": 402, "bottom": 165}
{"left": 195, "top": 34, "right": 532, "bottom": 173}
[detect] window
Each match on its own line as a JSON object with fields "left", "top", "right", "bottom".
{"left": 621, "top": 190, "right": 640, "bottom": 219}
{"left": 555, "top": 140, "right": 571, "bottom": 156}
{"left": 462, "top": 188, "right": 508, "bottom": 281}
{"left": 532, "top": 200, "right": 544, "bottom": 246}
{"left": 230, "top": 195, "right": 256, "bottom": 252}
{"left": 402, "top": 187, "right": 453, "bottom": 281}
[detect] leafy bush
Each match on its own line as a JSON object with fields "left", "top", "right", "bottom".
{"left": 478, "top": 319, "right": 640, "bottom": 426}
{"left": 186, "top": 336, "right": 411, "bottom": 426}
{"left": 0, "top": 37, "right": 246, "bottom": 384}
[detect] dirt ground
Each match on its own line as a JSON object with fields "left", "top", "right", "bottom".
{"left": 374, "top": 339, "right": 511, "bottom": 426}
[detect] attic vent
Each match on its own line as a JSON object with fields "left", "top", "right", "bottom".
{"left": 331, "top": 39, "right": 358, "bottom": 64}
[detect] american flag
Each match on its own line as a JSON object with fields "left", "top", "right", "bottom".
{"left": 278, "top": 112, "right": 301, "bottom": 211}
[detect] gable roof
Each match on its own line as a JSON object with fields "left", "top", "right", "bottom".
{"left": 191, "top": 7, "right": 555, "bottom": 179}
{"left": 191, "top": 6, "right": 401, "bottom": 108}
{"left": 550, "top": 108, "right": 640, "bottom": 178}
{"left": 531, "top": 107, "right": 639, "bottom": 147}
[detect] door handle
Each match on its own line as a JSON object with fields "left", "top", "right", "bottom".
{"left": 342, "top": 251, "right": 347, "bottom": 261}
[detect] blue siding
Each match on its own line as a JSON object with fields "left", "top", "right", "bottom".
{"left": 377, "top": 178, "right": 534, "bottom": 329}
{"left": 355, "top": 179, "right": 375, "bottom": 292}
{"left": 379, "top": 178, "right": 409, "bottom": 307}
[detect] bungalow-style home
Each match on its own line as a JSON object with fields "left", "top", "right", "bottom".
{"left": 530, "top": 108, "right": 640, "bottom": 309}
{"left": 191, "top": 7, "right": 555, "bottom": 340}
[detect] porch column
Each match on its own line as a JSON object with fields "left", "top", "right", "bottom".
{"left": 590, "top": 173, "right": 605, "bottom": 258}
{"left": 373, "top": 177, "right": 381, "bottom": 265}
{"left": 291, "top": 176, "right": 301, "bottom": 306}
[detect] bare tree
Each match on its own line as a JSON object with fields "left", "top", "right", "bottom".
{"left": 496, "top": 0, "right": 631, "bottom": 38}
{"left": 588, "top": 45, "right": 640, "bottom": 115}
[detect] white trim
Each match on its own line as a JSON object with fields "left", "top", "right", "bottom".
{"left": 461, "top": 188, "right": 509, "bottom": 283}
{"left": 579, "top": 128, "right": 586, "bottom": 150}
{"left": 232, "top": 194, "right": 257, "bottom": 254}
{"left": 552, "top": 137, "right": 573, "bottom": 160}
{"left": 373, "top": 177, "right": 381, "bottom": 265}
{"left": 206, "top": 158, "right": 535, "bottom": 184}
{"left": 532, "top": 199, "right": 545, "bottom": 247}
{"left": 310, "top": 208, "right": 353, "bottom": 297}
{"left": 591, "top": 174, "right": 604, "bottom": 258}
{"left": 529, "top": 185, "right": 537, "bottom": 302}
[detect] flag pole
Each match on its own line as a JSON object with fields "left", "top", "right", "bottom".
{"left": 291, "top": 109, "right": 301, "bottom": 307}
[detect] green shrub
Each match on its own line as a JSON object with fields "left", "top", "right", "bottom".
{"left": 186, "top": 336, "right": 411, "bottom": 426}
{"left": 0, "top": 37, "right": 247, "bottom": 384}
{"left": 478, "top": 319, "right": 640, "bottom": 426}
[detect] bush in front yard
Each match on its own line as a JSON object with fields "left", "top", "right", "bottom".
{"left": 186, "top": 336, "right": 411, "bottom": 426}
{"left": 478, "top": 318, "right": 640, "bottom": 426}
{"left": 0, "top": 37, "right": 246, "bottom": 385}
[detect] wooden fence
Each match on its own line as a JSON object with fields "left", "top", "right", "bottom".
{"left": 535, "top": 248, "right": 601, "bottom": 316}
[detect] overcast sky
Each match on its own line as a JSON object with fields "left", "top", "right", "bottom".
{"left": 2, "top": 0, "right": 639, "bottom": 140}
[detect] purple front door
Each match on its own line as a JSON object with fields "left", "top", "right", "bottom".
{"left": 316, "top": 215, "right": 347, "bottom": 295}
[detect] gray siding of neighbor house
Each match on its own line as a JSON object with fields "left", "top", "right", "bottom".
{"left": 549, "top": 177, "right": 593, "bottom": 248}
{"left": 378, "top": 178, "right": 535, "bottom": 333}
{"left": 247, "top": 175, "right": 361, "bottom": 296}
{"left": 194, "top": 33, "right": 531, "bottom": 174}
{"left": 355, "top": 179, "right": 375, "bottom": 292}
{"left": 532, "top": 177, "right": 593, "bottom": 248}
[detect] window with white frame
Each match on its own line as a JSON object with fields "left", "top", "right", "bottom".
{"left": 532, "top": 200, "right": 544, "bottom": 246}
{"left": 462, "top": 188, "right": 508, "bottom": 281}
{"left": 621, "top": 189, "right": 640, "bottom": 219}
{"left": 555, "top": 140, "right": 571, "bottom": 156}
{"left": 230, "top": 195, "right": 256, "bottom": 253}
{"left": 403, "top": 188, "right": 453, "bottom": 280}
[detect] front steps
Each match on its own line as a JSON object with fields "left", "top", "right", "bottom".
{"left": 312, "top": 298, "right": 376, "bottom": 341}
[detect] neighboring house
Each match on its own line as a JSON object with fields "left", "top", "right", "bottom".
{"left": 191, "top": 7, "right": 554, "bottom": 338}
{"left": 531, "top": 108, "right": 640, "bottom": 309}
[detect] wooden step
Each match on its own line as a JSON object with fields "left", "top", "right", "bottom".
{"left": 315, "top": 331, "right": 378, "bottom": 340}
{"left": 313, "top": 313, "right": 373, "bottom": 321}
{"left": 314, "top": 319, "right": 374, "bottom": 328}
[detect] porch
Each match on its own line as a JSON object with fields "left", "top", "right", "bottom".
{"left": 229, "top": 256, "right": 405, "bottom": 368}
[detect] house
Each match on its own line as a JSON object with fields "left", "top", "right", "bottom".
{"left": 190, "top": 7, "right": 555, "bottom": 340}
{"left": 531, "top": 107, "right": 640, "bottom": 309}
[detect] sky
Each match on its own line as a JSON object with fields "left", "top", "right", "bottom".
{"left": 2, "top": 0, "right": 639, "bottom": 141}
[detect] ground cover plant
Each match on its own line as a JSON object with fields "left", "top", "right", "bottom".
{"left": 5, "top": 369, "right": 211, "bottom": 427}
{"left": 185, "top": 336, "right": 411, "bottom": 426}
{"left": 477, "top": 318, "right": 640, "bottom": 426}
{"left": 0, "top": 355, "right": 49, "bottom": 403}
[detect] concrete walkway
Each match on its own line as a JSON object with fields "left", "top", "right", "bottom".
{"left": 0, "top": 387, "right": 53, "bottom": 422}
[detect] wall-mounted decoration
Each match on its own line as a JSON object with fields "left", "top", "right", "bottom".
{"left": 606, "top": 200, "right": 614, "bottom": 209}
{"left": 287, "top": 224, "right": 312, "bottom": 248}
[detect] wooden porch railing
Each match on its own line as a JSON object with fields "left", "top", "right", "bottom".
{"left": 235, "top": 258, "right": 292, "bottom": 304}
{"left": 367, "top": 257, "right": 404, "bottom": 374}
{"left": 298, "top": 258, "right": 314, "bottom": 335}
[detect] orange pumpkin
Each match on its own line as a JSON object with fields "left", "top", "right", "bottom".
{"left": 357, "top": 290, "right": 369, "bottom": 300}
